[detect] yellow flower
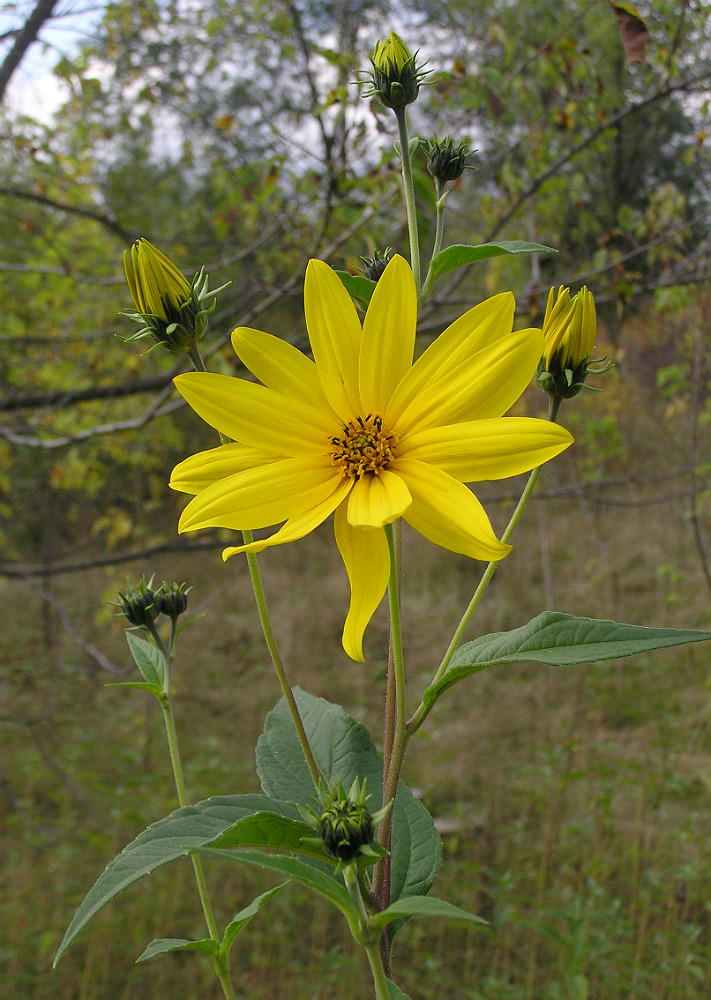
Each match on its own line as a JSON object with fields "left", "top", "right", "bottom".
{"left": 124, "top": 238, "right": 191, "bottom": 320}
{"left": 170, "top": 256, "right": 573, "bottom": 660}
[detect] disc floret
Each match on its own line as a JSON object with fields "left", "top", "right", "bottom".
{"left": 330, "top": 415, "right": 398, "bottom": 480}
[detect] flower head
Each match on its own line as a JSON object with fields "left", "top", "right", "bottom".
{"left": 170, "top": 256, "right": 573, "bottom": 660}
{"left": 537, "top": 285, "right": 602, "bottom": 400}
{"left": 361, "top": 247, "right": 393, "bottom": 282}
{"left": 155, "top": 581, "right": 190, "bottom": 621}
{"left": 426, "top": 136, "right": 472, "bottom": 184}
{"left": 122, "top": 238, "right": 224, "bottom": 354}
{"left": 116, "top": 577, "right": 160, "bottom": 628}
{"left": 364, "top": 32, "right": 426, "bottom": 110}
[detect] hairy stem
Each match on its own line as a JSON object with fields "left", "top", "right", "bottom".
{"left": 149, "top": 629, "right": 234, "bottom": 1000}
{"left": 408, "top": 395, "right": 561, "bottom": 735}
{"left": 243, "top": 534, "right": 321, "bottom": 789}
{"left": 395, "top": 108, "right": 421, "bottom": 291}
{"left": 419, "top": 177, "right": 446, "bottom": 304}
{"left": 186, "top": 343, "right": 320, "bottom": 788}
{"left": 372, "top": 523, "right": 406, "bottom": 946}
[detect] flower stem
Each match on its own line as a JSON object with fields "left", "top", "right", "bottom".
{"left": 408, "top": 397, "right": 562, "bottom": 734}
{"left": 372, "top": 523, "right": 406, "bottom": 926}
{"left": 185, "top": 342, "right": 320, "bottom": 788}
{"left": 365, "top": 942, "right": 393, "bottom": 1000}
{"left": 419, "top": 177, "right": 446, "bottom": 305}
{"left": 149, "top": 630, "right": 234, "bottom": 1000}
{"left": 344, "top": 866, "right": 390, "bottom": 1000}
{"left": 408, "top": 464, "right": 550, "bottom": 734}
{"left": 395, "top": 108, "right": 421, "bottom": 292}
{"left": 242, "top": 532, "right": 321, "bottom": 790}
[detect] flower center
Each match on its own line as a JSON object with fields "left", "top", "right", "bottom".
{"left": 330, "top": 415, "right": 398, "bottom": 480}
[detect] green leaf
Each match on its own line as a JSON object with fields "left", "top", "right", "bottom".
{"left": 136, "top": 884, "right": 287, "bottom": 964}
{"left": 136, "top": 937, "right": 218, "bottom": 963}
{"left": 387, "top": 980, "right": 413, "bottom": 1000}
{"left": 256, "top": 690, "right": 441, "bottom": 927}
{"left": 368, "top": 895, "right": 487, "bottom": 933}
{"left": 54, "top": 794, "right": 300, "bottom": 965}
{"left": 206, "top": 811, "right": 329, "bottom": 862}
{"left": 428, "top": 241, "right": 557, "bottom": 284}
{"left": 221, "top": 883, "right": 287, "bottom": 955}
{"left": 335, "top": 270, "right": 377, "bottom": 310}
{"left": 201, "top": 849, "right": 354, "bottom": 923}
{"left": 106, "top": 681, "right": 162, "bottom": 697}
{"left": 125, "top": 631, "right": 164, "bottom": 687}
{"left": 424, "top": 612, "right": 711, "bottom": 708}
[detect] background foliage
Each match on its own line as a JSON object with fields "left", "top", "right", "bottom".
{"left": 1, "top": 0, "right": 710, "bottom": 997}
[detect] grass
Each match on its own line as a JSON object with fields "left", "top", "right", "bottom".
{"left": 2, "top": 357, "right": 709, "bottom": 999}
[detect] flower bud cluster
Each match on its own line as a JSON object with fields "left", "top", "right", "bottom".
{"left": 116, "top": 578, "right": 190, "bottom": 627}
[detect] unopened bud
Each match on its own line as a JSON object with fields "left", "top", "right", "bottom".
{"left": 361, "top": 248, "right": 393, "bottom": 282}
{"left": 426, "top": 136, "right": 471, "bottom": 183}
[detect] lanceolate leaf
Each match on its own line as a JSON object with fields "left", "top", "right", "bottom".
{"left": 428, "top": 241, "right": 556, "bottom": 284}
{"left": 201, "top": 849, "right": 354, "bottom": 923}
{"left": 256, "top": 690, "right": 441, "bottom": 920}
{"left": 423, "top": 612, "right": 711, "bottom": 708}
{"left": 206, "top": 811, "right": 328, "bottom": 861}
{"left": 368, "top": 895, "right": 487, "bottom": 933}
{"left": 221, "top": 883, "right": 287, "bottom": 955}
{"left": 125, "top": 631, "right": 164, "bottom": 687}
{"left": 387, "top": 980, "right": 413, "bottom": 1000}
{"left": 54, "top": 794, "right": 300, "bottom": 965}
{"left": 136, "top": 937, "right": 218, "bottom": 963}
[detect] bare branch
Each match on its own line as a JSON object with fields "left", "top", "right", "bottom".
{"left": 24, "top": 575, "right": 125, "bottom": 674}
{"left": 486, "top": 68, "right": 711, "bottom": 242}
{"left": 0, "top": 0, "right": 60, "bottom": 103}
{"left": 0, "top": 185, "right": 134, "bottom": 241}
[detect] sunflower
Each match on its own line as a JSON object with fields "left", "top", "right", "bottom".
{"left": 170, "top": 255, "right": 572, "bottom": 660}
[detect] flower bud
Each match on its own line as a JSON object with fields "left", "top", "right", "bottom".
{"left": 116, "top": 578, "right": 159, "bottom": 628}
{"left": 537, "top": 285, "right": 604, "bottom": 401}
{"left": 426, "top": 136, "right": 471, "bottom": 183}
{"left": 365, "top": 32, "right": 427, "bottom": 111}
{"left": 121, "top": 239, "right": 223, "bottom": 354}
{"left": 156, "top": 582, "right": 189, "bottom": 621}
{"left": 361, "top": 248, "right": 393, "bottom": 282}
{"left": 316, "top": 779, "right": 375, "bottom": 862}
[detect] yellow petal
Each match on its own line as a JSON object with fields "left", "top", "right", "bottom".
{"left": 231, "top": 326, "right": 331, "bottom": 411}
{"left": 170, "top": 443, "right": 273, "bottom": 495}
{"left": 393, "top": 458, "right": 511, "bottom": 561}
{"left": 304, "top": 259, "right": 362, "bottom": 421}
{"left": 346, "top": 470, "right": 412, "bottom": 528}
{"left": 334, "top": 504, "right": 391, "bottom": 661}
{"left": 174, "top": 372, "right": 334, "bottom": 454}
{"left": 221, "top": 477, "right": 352, "bottom": 558}
{"left": 392, "top": 326, "right": 544, "bottom": 434}
{"left": 397, "top": 418, "right": 573, "bottom": 481}
{"left": 178, "top": 457, "right": 341, "bottom": 532}
{"left": 359, "top": 255, "right": 416, "bottom": 414}
{"left": 386, "top": 291, "right": 514, "bottom": 422}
